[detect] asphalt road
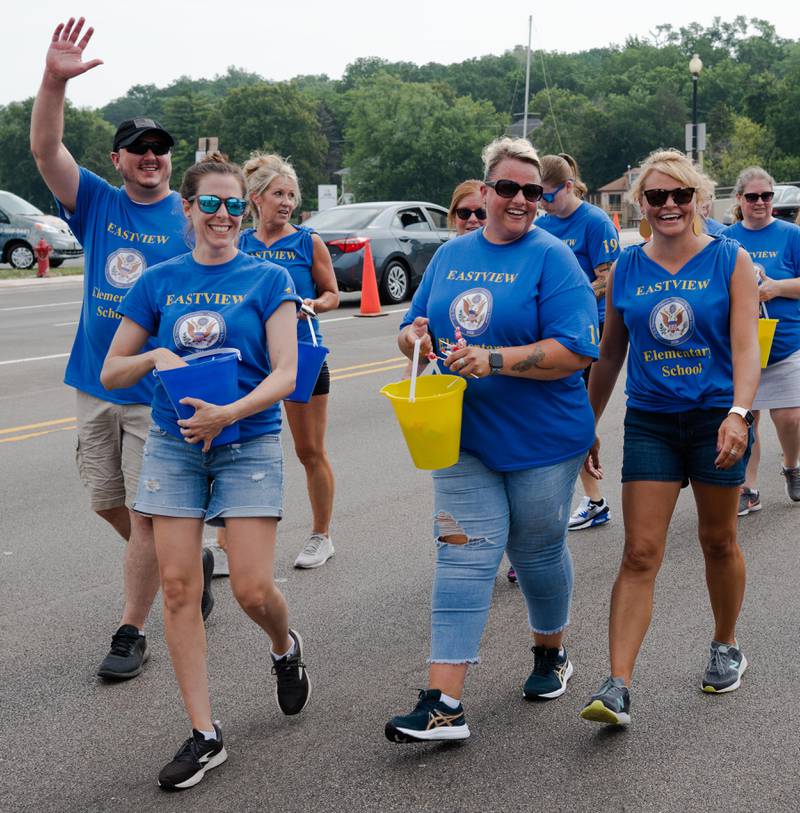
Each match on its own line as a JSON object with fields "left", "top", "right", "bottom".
{"left": 1, "top": 278, "right": 799, "bottom": 813}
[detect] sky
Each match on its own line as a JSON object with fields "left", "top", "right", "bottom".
{"left": 5, "top": 2, "right": 799, "bottom": 109}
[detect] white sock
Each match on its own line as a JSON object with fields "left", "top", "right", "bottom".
{"left": 439, "top": 692, "right": 460, "bottom": 709}
{"left": 197, "top": 728, "right": 217, "bottom": 741}
{"left": 271, "top": 640, "right": 296, "bottom": 661}
{"left": 558, "top": 647, "right": 565, "bottom": 657}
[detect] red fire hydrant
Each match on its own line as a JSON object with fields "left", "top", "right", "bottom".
{"left": 35, "top": 238, "right": 52, "bottom": 278}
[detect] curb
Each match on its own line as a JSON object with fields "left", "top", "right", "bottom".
{"left": 0, "top": 275, "right": 84, "bottom": 288}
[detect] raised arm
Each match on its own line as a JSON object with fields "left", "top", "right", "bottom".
{"left": 30, "top": 17, "right": 104, "bottom": 212}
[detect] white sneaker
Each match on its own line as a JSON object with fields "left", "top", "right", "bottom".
{"left": 203, "top": 540, "right": 230, "bottom": 577}
{"left": 294, "top": 534, "right": 335, "bottom": 569}
{"left": 568, "top": 496, "right": 610, "bottom": 531}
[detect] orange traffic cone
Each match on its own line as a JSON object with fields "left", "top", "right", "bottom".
{"left": 612, "top": 211, "right": 621, "bottom": 232}
{"left": 354, "top": 239, "right": 388, "bottom": 318}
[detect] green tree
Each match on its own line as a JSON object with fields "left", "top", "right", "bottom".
{"left": 705, "top": 114, "right": 775, "bottom": 185}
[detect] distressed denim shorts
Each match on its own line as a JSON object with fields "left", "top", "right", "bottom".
{"left": 133, "top": 426, "right": 284, "bottom": 526}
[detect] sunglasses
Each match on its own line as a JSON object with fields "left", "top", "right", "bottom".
{"left": 743, "top": 191, "right": 774, "bottom": 203}
{"left": 541, "top": 182, "right": 568, "bottom": 204}
{"left": 455, "top": 207, "right": 487, "bottom": 221}
{"left": 125, "top": 141, "right": 171, "bottom": 156}
{"left": 642, "top": 187, "right": 695, "bottom": 207}
{"left": 188, "top": 194, "right": 248, "bottom": 217}
{"left": 485, "top": 179, "right": 543, "bottom": 202}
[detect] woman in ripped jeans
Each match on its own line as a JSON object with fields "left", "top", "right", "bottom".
{"left": 385, "top": 136, "right": 599, "bottom": 743}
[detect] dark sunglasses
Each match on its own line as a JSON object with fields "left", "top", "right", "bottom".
{"left": 642, "top": 187, "right": 695, "bottom": 207}
{"left": 125, "top": 141, "right": 171, "bottom": 156}
{"left": 485, "top": 179, "right": 543, "bottom": 202}
{"left": 188, "top": 194, "right": 248, "bottom": 217}
{"left": 541, "top": 182, "right": 568, "bottom": 204}
{"left": 743, "top": 191, "right": 774, "bottom": 203}
{"left": 455, "top": 207, "right": 487, "bottom": 221}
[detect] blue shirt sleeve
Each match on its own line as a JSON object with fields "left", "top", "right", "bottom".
{"left": 120, "top": 271, "right": 158, "bottom": 334}
{"left": 54, "top": 168, "right": 113, "bottom": 245}
{"left": 260, "top": 266, "right": 301, "bottom": 323}
{"left": 400, "top": 250, "right": 439, "bottom": 329}
{"left": 587, "top": 216, "right": 620, "bottom": 269}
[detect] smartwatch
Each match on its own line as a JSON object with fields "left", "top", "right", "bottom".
{"left": 728, "top": 406, "right": 755, "bottom": 427}
{"left": 489, "top": 352, "right": 504, "bottom": 376}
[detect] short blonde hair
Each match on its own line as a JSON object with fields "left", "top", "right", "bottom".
{"left": 447, "top": 179, "right": 483, "bottom": 229}
{"left": 242, "top": 152, "right": 302, "bottom": 222}
{"left": 629, "top": 149, "right": 705, "bottom": 203}
{"left": 482, "top": 137, "right": 541, "bottom": 181}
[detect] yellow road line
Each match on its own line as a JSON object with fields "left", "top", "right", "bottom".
{"left": 331, "top": 363, "right": 407, "bottom": 381}
{"left": 0, "top": 416, "right": 77, "bottom": 435}
{"left": 0, "top": 425, "right": 77, "bottom": 444}
{"left": 329, "top": 357, "right": 404, "bottom": 374}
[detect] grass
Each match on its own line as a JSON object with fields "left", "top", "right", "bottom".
{"left": 0, "top": 265, "right": 83, "bottom": 280}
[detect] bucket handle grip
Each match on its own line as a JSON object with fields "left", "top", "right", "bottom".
{"left": 152, "top": 347, "right": 242, "bottom": 377}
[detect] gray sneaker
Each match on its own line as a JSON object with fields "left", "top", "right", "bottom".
{"left": 782, "top": 466, "right": 800, "bottom": 501}
{"left": 203, "top": 541, "right": 229, "bottom": 577}
{"left": 702, "top": 641, "right": 747, "bottom": 693}
{"left": 579, "top": 676, "right": 631, "bottom": 725}
{"left": 737, "top": 488, "right": 762, "bottom": 516}
{"left": 294, "top": 534, "right": 334, "bottom": 569}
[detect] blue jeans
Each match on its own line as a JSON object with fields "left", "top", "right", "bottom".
{"left": 430, "top": 451, "right": 584, "bottom": 664}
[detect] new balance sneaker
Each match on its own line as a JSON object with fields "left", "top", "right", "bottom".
{"left": 158, "top": 724, "right": 227, "bottom": 790}
{"left": 97, "top": 624, "right": 149, "bottom": 680}
{"left": 385, "top": 690, "right": 470, "bottom": 743}
{"left": 568, "top": 496, "right": 610, "bottom": 531}
{"left": 271, "top": 629, "right": 310, "bottom": 715}
{"left": 294, "top": 533, "right": 335, "bottom": 568}
{"left": 782, "top": 466, "right": 800, "bottom": 502}
{"left": 737, "top": 488, "right": 762, "bottom": 516}
{"left": 201, "top": 547, "right": 214, "bottom": 621}
{"left": 204, "top": 540, "right": 229, "bottom": 577}
{"left": 580, "top": 676, "right": 631, "bottom": 726}
{"left": 523, "top": 646, "right": 573, "bottom": 699}
{"left": 702, "top": 641, "right": 748, "bottom": 693}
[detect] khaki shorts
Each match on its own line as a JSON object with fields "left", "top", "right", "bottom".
{"left": 75, "top": 391, "right": 151, "bottom": 511}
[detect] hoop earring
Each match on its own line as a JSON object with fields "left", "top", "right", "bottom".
{"left": 692, "top": 215, "right": 704, "bottom": 236}
{"left": 639, "top": 218, "right": 652, "bottom": 239}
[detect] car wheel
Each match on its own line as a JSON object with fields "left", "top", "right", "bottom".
{"left": 48, "top": 259, "right": 64, "bottom": 268}
{"left": 379, "top": 260, "right": 410, "bottom": 304}
{"left": 8, "top": 242, "right": 35, "bottom": 270}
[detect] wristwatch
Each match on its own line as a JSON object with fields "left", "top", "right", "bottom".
{"left": 489, "top": 352, "right": 504, "bottom": 376}
{"left": 728, "top": 406, "right": 755, "bottom": 426}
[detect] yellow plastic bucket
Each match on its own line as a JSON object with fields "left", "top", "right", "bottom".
{"left": 380, "top": 375, "right": 467, "bottom": 470}
{"left": 758, "top": 318, "right": 779, "bottom": 368}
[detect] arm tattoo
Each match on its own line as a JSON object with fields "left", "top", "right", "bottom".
{"left": 511, "top": 347, "right": 549, "bottom": 372}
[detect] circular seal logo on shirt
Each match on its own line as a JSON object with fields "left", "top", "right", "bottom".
{"left": 649, "top": 297, "right": 695, "bottom": 346}
{"left": 173, "top": 311, "right": 226, "bottom": 351}
{"left": 104, "top": 248, "right": 146, "bottom": 288}
{"left": 449, "top": 288, "right": 493, "bottom": 337}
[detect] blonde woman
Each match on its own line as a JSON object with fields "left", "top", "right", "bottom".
{"left": 580, "top": 150, "right": 759, "bottom": 726}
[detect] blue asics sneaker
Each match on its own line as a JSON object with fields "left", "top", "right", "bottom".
{"left": 702, "top": 641, "right": 748, "bottom": 693}
{"left": 385, "top": 690, "right": 470, "bottom": 743}
{"left": 580, "top": 676, "right": 631, "bottom": 726}
{"left": 568, "top": 497, "right": 610, "bottom": 531}
{"left": 523, "top": 646, "right": 573, "bottom": 699}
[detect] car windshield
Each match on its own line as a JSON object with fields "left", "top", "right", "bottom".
{"left": 304, "top": 207, "right": 382, "bottom": 230}
{"left": 0, "top": 191, "right": 44, "bottom": 216}
{"left": 774, "top": 186, "right": 800, "bottom": 204}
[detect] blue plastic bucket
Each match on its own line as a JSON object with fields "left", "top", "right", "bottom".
{"left": 286, "top": 317, "right": 329, "bottom": 404}
{"left": 154, "top": 348, "right": 241, "bottom": 447}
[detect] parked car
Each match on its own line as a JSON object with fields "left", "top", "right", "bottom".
{"left": 303, "top": 201, "right": 452, "bottom": 304}
{"left": 0, "top": 190, "right": 83, "bottom": 269}
{"left": 721, "top": 184, "right": 800, "bottom": 225}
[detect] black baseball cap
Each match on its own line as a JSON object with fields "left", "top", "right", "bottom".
{"left": 113, "top": 118, "right": 174, "bottom": 152}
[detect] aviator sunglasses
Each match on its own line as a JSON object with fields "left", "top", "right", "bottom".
{"left": 455, "top": 207, "right": 487, "bottom": 220}
{"left": 124, "top": 141, "right": 171, "bottom": 156}
{"left": 642, "top": 187, "right": 695, "bottom": 207}
{"left": 485, "top": 179, "right": 544, "bottom": 202}
{"left": 742, "top": 191, "right": 775, "bottom": 203}
{"left": 188, "top": 194, "right": 248, "bottom": 217}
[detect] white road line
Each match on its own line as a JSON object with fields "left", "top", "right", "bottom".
{"left": 54, "top": 321, "right": 78, "bottom": 327}
{"left": 0, "top": 353, "right": 69, "bottom": 366}
{"left": 319, "top": 307, "right": 407, "bottom": 324}
{"left": 0, "top": 300, "right": 81, "bottom": 312}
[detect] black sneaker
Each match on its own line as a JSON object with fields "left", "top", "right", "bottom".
{"left": 158, "top": 724, "right": 227, "bottom": 791}
{"left": 271, "top": 629, "right": 310, "bottom": 715}
{"left": 385, "top": 689, "right": 470, "bottom": 743}
{"left": 580, "top": 676, "right": 631, "bottom": 726}
{"left": 97, "top": 624, "right": 149, "bottom": 680}
{"left": 523, "top": 646, "right": 573, "bottom": 699}
{"left": 702, "top": 641, "right": 748, "bottom": 693}
{"left": 201, "top": 547, "right": 214, "bottom": 622}
{"left": 782, "top": 466, "right": 800, "bottom": 502}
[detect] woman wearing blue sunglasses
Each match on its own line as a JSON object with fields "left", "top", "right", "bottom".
{"left": 101, "top": 153, "right": 309, "bottom": 790}
{"left": 537, "top": 154, "right": 620, "bottom": 533}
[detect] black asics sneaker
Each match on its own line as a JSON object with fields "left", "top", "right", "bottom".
{"left": 158, "top": 724, "right": 227, "bottom": 790}
{"left": 97, "top": 624, "right": 149, "bottom": 680}
{"left": 271, "top": 629, "right": 310, "bottom": 715}
{"left": 385, "top": 689, "right": 470, "bottom": 743}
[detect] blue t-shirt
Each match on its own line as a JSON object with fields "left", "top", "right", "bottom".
{"left": 121, "top": 251, "right": 300, "bottom": 440}
{"left": 239, "top": 227, "right": 320, "bottom": 344}
{"left": 56, "top": 168, "right": 187, "bottom": 404}
{"left": 400, "top": 227, "right": 599, "bottom": 471}
{"left": 705, "top": 217, "right": 726, "bottom": 236}
{"left": 724, "top": 219, "right": 800, "bottom": 364}
{"left": 613, "top": 237, "right": 740, "bottom": 412}
{"left": 536, "top": 202, "right": 620, "bottom": 324}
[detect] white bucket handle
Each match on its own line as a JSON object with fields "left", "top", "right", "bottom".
{"left": 409, "top": 338, "right": 421, "bottom": 403}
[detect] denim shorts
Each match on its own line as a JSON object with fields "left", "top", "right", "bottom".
{"left": 622, "top": 407, "right": 752, "bottom": 488}
{"left": 133, "top": 426, "right": 284, "bottom": 526}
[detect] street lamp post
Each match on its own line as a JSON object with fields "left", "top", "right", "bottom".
{"left": 689, "top": 54, "right": 703, "bottom": 164}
